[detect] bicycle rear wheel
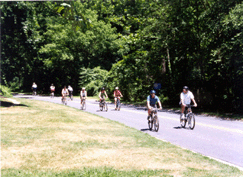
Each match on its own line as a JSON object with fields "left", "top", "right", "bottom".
{"left": 188, "top": 113, "right": 195, "bottom": 130}
{"left": 154, "top": 115, "right": 159, "bottom": 132}
{"left": 148, "top": 116, "right": 153, "bottom": 131}
{"left": 180, "top": 114, "right": 186, "bottom": 128}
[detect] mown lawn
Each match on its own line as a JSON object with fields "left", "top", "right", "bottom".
{"left": 1, "top": 98, "right": 242, "bottom": 177}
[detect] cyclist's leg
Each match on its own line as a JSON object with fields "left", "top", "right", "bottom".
{"left": 181, "top": 104, "right": 185, "bottom": 118}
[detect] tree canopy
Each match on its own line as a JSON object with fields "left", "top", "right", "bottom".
{"left": 2, "top": 0, "right": 243, "bottom": 113}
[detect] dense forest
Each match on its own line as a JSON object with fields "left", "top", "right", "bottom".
{"left": 2, "top": 0, "right": 243, "bottom": 113}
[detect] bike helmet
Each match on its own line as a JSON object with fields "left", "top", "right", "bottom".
{"left": 101, "top": 87, "right": 105, "bottom": 91}
{"left": 115, "top": 87, "right": 119, "bottom": 89}
{"left": 183, "top": 86, "right": 189, "bottom": 91}
{"left": 82, "top": 87, "right": 85, "bottom": 90}
{"left": 150, "top": 90, "right": 156, "bottom": 94}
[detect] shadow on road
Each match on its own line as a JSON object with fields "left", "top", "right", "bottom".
{"left": 173, "top": 126, "right": 183, "bottom": 129}
{"left": 140, "top": 128, "right": 150, "bottom": 132}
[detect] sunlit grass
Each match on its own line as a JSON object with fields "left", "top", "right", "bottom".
{"left": 1, "top": 98, "right": 242, "bottom": 176}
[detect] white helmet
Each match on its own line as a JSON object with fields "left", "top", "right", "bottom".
{"left": 115, "top": 87, "right": 119, "bottom": 89}
{"left": 82, "top": 87, "right": 85, "bottom": 90}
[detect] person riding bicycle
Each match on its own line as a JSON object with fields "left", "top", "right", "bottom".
{"left": 180, "top": 86, "right": 197, "bottom": 119}
{"left": 68, "top": 85, "right": 73, "bottom": 100}
{"left": 61, "top": 86, "right": 69, "bottom": 101}
{"left": 50, "top": 83, "right": 55, "bottom": 95}
{"left": 114, "top": 87, "right": 123, "bottom": 110}
{"left": 99, "top": 87, "right": 108, "bottom": 102}
{"left": 80, "top": 87, "right": 87, "bottom": 105}
{"left": 147, "top": 90, "right": 162, "bottom": 120}
{"left": 32, "top": 82, "right": 37, "bottom": 94}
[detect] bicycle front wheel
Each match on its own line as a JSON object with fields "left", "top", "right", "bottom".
{"left": 188, "top": 113, "right": 195, "bottom": 130}
{"left": 154, "top": 116, "right": 159, "bottom": 132}
{"left": 105, "top": 103, "right": 108, "bottom": 112}
{"left": 84, "top": 102, "right": 86, "bottom": 110}
{"left": 180, "top": 114, "right": 186, "bottom": 128}
{"left": 148, "top": 116, "right": 153, "bottom": 131}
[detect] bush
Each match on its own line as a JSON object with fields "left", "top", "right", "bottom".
{"left": 0, "top": 84, "right": 12, "bottom": 97}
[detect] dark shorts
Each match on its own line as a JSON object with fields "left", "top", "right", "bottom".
{"left": 32, "top": 87, "right": 37, "bottom": 91}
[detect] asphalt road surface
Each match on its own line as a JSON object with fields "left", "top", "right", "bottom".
{"left": 15, "top": 95, "right": 243, "bottom": 169}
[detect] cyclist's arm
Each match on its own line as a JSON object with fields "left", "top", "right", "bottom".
{"left": 67, "top": 90, "right": 69, "bottom": 96}
{"left": 158, "top": 101, "right": 162, "bottom": 109}
{"left": 105, "top": 91, "right": 108, "bottom": 98}
{"left": 192, "top": 98, "right": 197, "bottom": 107}
{"left": 120, "top": 92, "right": 123, "bottom": 97}
{"left": 85, "top": 91, "right": 87, "bottom": 98}
{"left": 99, "top": 92, "right": 101, "bottom": 99}
{"left": 147, "top": 101, "right": 151, "bottom": 109}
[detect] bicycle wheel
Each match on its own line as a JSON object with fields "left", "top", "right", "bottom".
{"left": 100, "top": 103, "right": 103, "bottom": 111}
{"left": 83, "top": 101, "right": 86, "bottom": 110}
{"left": 105, "top": 103, "right": 108, "bottom": 112}
{"left": 180, "top": 114, "right": 186, "bottom": 128}
{"left": 148, "top": 116, "right": 153, "bottom": 131}
{"left": 154, "top": 115, "right": 159, "bottom": 132}
{"left": 118, "top": 100, "right": 121, "bottom": 111}
{"left": 188, "top": 113, "right": 195, "bottom": 130}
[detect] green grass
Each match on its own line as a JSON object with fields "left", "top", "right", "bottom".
{"left": 1, "top": 97, "right": 242, "bottom": 176}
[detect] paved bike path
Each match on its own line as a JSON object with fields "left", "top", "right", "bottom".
{"left": 15, "top": 95, "right": 243, "bottom": 169}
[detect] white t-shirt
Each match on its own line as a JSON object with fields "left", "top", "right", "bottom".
{"left": 80, "top": 91, "right": 86, "bottom": 97}
{"left": 180, "top": 91, "right": 194, "bottom": 105}
{"left": 50, "top": 86, "right": 55, "bottom": 91}
{"left": 32, "top": 84, "right": 37, "bottom": 88}
{"left": 68, "top": 86, "right": 73, "bottom": 92}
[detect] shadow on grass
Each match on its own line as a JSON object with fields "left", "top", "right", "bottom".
{"left": 0, "top": 101, "right": 28, "bottom": 108}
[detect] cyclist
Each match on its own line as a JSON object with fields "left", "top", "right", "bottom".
{"left": 61, "top": 86, "right": 69, "bottom": 102}
{"left": 147, "top": 90, "right": 162, "bottom": 120}
{"left": 50, "top": 83, "right": 55, "bottom": 96}
{"left": 68, "top": 85, "right": 73, "bottom": 100}
{"left": 114, "top": 87, "right": 123, "bottom": 110}
{"left": 80, "top": 87, "right": 87, "bottom": 106}
{"left": 32, "top": 82, "right": 37, "bottom": 95}
{"left": 99, "top": 87, "right": 108, "bottom": 102}
{"left": 180, "top": 86, "right": 197, "bottom": 119}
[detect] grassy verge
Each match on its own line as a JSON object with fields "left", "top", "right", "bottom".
{"left": 1, "top": 98, "right": 242, "bottom": 176}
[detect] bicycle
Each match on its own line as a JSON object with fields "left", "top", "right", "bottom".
{"left": 99, "top": 97, "right": 108, "bottom": 112}
{"left": 69, "top": 91, "right": 73, "bottom": 101}
{"left": 50, "top": 92, "right": 54, "bottom": 98}
{"left": 61, "top": 96, "right": 67, "bottom": 105}
{"left": 180, "top": 104, "right": 196, "bottom": 130}
{"left": 81, "top": 98, "right": 86, "bottom": 110}
{"left": 148, "top": 106, "right": 159, "bottom": 132}
{"left": 32, "top": 89, "right": 37, "bottom": 96}
{"left": 115, "top": 96, "right": 121, "bottom": 111}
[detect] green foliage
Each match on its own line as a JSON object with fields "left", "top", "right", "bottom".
{"left": 79, "top": 67, "right": 108, "bottom": 96}
{"left": 0, "top": 85, "right": 12, "bottom": 97}
{"left": 2, "top": 0, "right": 243, "bottom": 112}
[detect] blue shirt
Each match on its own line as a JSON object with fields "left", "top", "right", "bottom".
{"left": 147, "top": 95, "right": 160, "bottom": 106}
